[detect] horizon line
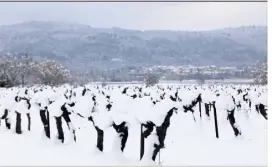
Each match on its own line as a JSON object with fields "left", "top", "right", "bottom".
{"left": 0, "top": 20, "right": 267, "bottom": 32}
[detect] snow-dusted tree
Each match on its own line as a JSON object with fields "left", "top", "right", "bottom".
{"left": 0, "top": 54, "right": 36, "bottom": 86}
{"left": 19, "top": 53, "right": 35, "bottom": 85}
{"left": 33, "top": 60, "right": 71, "bottom": 85}
{"left": 0, "top": 56, "right": 21, "bottom": 87}
{"left": 253, "top": 60, "right": 267, "bottom": 85}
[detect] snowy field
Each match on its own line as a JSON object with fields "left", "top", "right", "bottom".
{"left": 0, "top": 84, "right": 267, "bottom": 166}
{"left": 91, "top": 78, "right": 255, "bottom": 85}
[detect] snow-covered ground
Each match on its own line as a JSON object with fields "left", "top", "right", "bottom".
{"left": 90, "top": 78, "right": 254, "bottom": 85}
{"left": 0, "top": 84, "right": 267, "bottom": 166}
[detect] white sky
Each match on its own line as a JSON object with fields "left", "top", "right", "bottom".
{"left": 0, "top": 2, "right": 267, "bottom": 31}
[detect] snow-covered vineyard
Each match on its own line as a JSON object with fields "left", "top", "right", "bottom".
{"left": 0, "top": 84, "right": 267, "bottom": 166}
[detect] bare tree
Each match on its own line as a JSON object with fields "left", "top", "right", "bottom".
{"left": 145, "top": 73, "right": 159, "bottom": 86}
{"left": 0, "top": 54, "right": 37, "bottom": 86}
{"left": 0, "top": 56, "right": 22, "bottom": 87}
{"left": 19, "top": 53, "right": 36, "bottom": 85}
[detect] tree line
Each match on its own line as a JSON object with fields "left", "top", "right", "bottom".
{"left": 0, "top": 55, "right": 70, "bottom": 87}
{"left": 0, "top": 54, "right": 267, "bottom": 87}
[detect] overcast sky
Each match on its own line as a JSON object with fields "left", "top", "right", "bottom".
{"left": 0, "top": 2, "right": 267, "bottom": 31}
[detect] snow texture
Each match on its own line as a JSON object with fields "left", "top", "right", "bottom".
{"left": 0, "top": 84, "right": 267, "bottom": 166}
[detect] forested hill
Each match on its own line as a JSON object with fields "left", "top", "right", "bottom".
{"left": 0, "top": 21, "right": 267, "bottom": 72}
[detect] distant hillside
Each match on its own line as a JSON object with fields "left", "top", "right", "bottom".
{"left": 0, "top": 21, "right": 267, "bottom": 72}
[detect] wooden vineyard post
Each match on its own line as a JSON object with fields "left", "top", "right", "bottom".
{"left": 140, "top": 123, "right": 145, "bottom": 160}
{"left": 47, "top": 110, "right": 50, "bottom": 138}
{"left": 46, "top": 110, "right": 50, "bottom": 139}
{"left": 212, "top": 101, "right": 219, "bottom": 138}
{"left": 199, "top": 99, "right": 202, "bottom": 119}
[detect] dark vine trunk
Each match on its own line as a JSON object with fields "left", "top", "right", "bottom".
{"left": 255, "top": 105, "right": 260, "bottom": 113}
{"left": 40, "top": 109, "right": 50, "bottom": 139}
{"left": 61, "top": 104, "right": 76, "bottom": 142}
{"left": 227, "top": 108, "right": 241, "bottom": 137}
{"left": 5, "top": 118, "right": 11, "bottom": 129}
{"left": 1, "top": 109, "right": 11, "bottom": 129}
{"left": 258, "top": 104, "right": 267, "bottom": 120}
{"left": 89, "top": 116, "right": 104, "bottom": 152}
{"left": 140, "top": 121, "right": 156, "bottom": 160}
{"left": 205, "top": 103, "right": 210, "bottom": 117}
{"left": 15, "top": 111, "right": 22, "bottom": 134}
{"left": 55, "top": 116, "right": 64, "bottom": 143}
{"left": 112, "top": 122, "right": 129, "bottom": 152}
{"left": 140, "top": 124, "right": 145, "bottom": 160}
{"left": 95, "top": 126, "right": 104, "bottom": 152}
{"left": 26, "top": 113, "right": 31, "bottom": 131}
{"left": 152, "top": 108, "right": 176, "bottom": 161}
